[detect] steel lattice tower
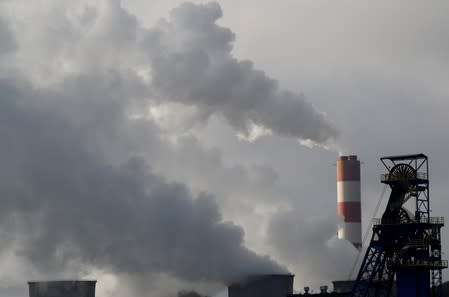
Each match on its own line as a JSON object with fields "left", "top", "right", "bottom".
{"left": 351, "top": 154, "right": 447, "bottom": 297}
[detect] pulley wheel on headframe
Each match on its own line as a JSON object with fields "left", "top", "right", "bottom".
{"left": 388, "top": 163, "right": 416, "bottom": 183}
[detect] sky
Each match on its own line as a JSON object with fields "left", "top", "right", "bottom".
{"left": 1, "top": 1, "right": 449, "bottom": 296}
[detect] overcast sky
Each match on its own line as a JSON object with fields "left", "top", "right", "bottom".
{"left": 1, "top": 1, "right": 449, "bottom": 297}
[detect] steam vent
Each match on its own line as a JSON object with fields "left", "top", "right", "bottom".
{"left": 336, "top": 155, "right": 362, "bottom": 249}
{"left": 28, "top": 281, "right": 96, "bottom": 297}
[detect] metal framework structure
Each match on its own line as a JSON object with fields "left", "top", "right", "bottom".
{"left": 351, "top": 154, "right": 447, "bottom": 297}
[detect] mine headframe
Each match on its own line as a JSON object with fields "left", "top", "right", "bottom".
{"left": 351, "top": 154, "right": 447, "bottom": 297}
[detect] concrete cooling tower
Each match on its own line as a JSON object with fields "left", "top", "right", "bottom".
{"left": 336, "top": 155, "right": 362, "bottom": 249}
{"left": 28, "top": 281, "right": 96, "bottom": 297}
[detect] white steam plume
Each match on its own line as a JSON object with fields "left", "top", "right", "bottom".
{"left": 145, "top": 2, "right": 339, "bottom": 144}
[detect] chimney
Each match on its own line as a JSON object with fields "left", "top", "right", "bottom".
{"left": 336, "top": 155, "right": 362, "bottom": 249}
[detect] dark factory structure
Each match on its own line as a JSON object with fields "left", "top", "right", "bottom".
{"left": 351, "top": 154, "right": 447, "bottom": 297}
{"left": 228, "top": 154, "right": 447, "bottom": 297}
{"left": 228, "top": 274, "right": 294, "bottom": 297}
{"left": 28, "top": 281, "right": 96, "bottom": 297}
{"left": 228, "top": 275, "right": 351, "bottom": 297}
{"left": 23, "top": 154, "right": 447, "bottom": 297}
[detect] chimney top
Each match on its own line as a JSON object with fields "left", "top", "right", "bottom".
{"left": 339, "top": 155, "right": 358, "bottom": 161}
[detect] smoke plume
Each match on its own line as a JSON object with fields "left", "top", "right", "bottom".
{"left": 145, "top": 2, "right": 338, "bottom": 144}
{"left": 0, "top": 76, "right": 285, "bottom": 284}
{"left": 177, "top": 291, "right": 209, "bottom": 297}
{"left": 267, "top": 210, "right": 358, "bottom": 288}
{"left": 0, "top": 0, "right": 341, "bottom": 295}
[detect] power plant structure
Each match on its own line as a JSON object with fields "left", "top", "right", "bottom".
{"left": 350, "top": 154, "right": 447, "bottom": 297}
{"left": 28, "top": 281, "right": 96, "bottom": 297}
{"left": 337, "top": 155, "right": 362, "bottom": 249}
{"left": 228, "top": 274, "right": 294, "bottom": 297}
{"left": 229, "top": 153, "right": 447, "bottom": 297}
{"left": 17, "top": 153, "right": 447, "bottom": 297}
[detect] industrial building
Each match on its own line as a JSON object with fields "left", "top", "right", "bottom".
{"left": 28, "top": 281, "right": 96, "bottom": 297}
{"left": 229, "top": 154, "right": 447, "bottom": 297}
{"left": 351, "top": 154, "right": 447, "bottom": 297}
{"left": 22, "top": 154, "right": 447, "bottom": 297}
{"left": 228, "top": 274, "right": 294, "bottom": 297}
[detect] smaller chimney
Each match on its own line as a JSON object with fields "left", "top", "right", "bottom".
{"left": 303, "top": 287, "right": 310, "bottom": 295}
{"left": 319, "top": 285, "right": 328, "bottom": 293}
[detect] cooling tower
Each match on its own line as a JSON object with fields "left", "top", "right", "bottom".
{"left": 228, "top": 274, "right": 294, "bottom": 297}
{"left": 28, "top": 281, "right": 96, "bottom": 297}
{"left": 336, "top": 155, "right": 362, "bottom": 249}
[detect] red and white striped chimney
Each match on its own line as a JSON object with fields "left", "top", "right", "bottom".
{"left": 336, "top": 155, "right": 362, "bottom": 249}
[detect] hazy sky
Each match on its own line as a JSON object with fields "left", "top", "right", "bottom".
{"left": 0, "top": 1, "right": 449, "bottom": 296}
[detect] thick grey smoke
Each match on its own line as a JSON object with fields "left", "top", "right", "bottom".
{"left": 0, "top": 17, "right": 15, "bottom": 54}
{"left": 0, "top": 0, "right": 343, "bottom": 295}
{"left": 267, "top": 210, "right": 358, "bottom": 288}
{"left": 177, "top": 290, "right": 209, "bottom": 297}
{"left": 0, "top": 75, "right": 286, "bottom": 284}
{"left": 0, "top": 73, "right": 287, "bottom": 284}
{"left": 145, "top": 2, "right": 339, "bottom": 144}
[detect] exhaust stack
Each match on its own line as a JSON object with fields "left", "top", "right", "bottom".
{"left": 336, "top": 155, "right": 362, "bottom": 249}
